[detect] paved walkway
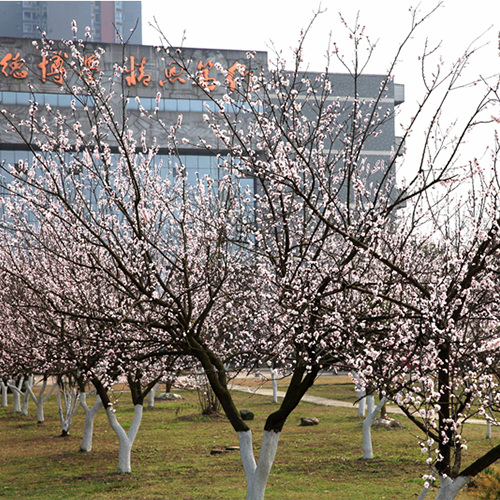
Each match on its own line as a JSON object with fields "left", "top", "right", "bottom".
{"left": 229, "top": 384, "right": 490, "bottom": 426}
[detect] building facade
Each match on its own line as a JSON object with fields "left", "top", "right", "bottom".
{"left": 0, "top": 35, "right": 403, "bottom": 197}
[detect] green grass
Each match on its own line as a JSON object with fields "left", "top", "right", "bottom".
{"left": 0, "top": 379, "right": 496, "bottom": 499}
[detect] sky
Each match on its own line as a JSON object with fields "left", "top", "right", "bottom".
{"left": 140, "top": 0, "right": 499, "bottom": 77}
{"left": 140, "top": 0, "right": 500, "bottom": 167}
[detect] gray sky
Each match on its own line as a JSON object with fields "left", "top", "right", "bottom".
{"left": 140, "top": 1, "right": 498, "bottom": 75}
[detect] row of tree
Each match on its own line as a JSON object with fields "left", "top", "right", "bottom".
{"left": 0, "top": 9, "right": 500, "bottom": 500}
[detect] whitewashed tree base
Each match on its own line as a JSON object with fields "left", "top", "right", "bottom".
{"left": 270, "top": 370, "right": 278, "bottom": 404}
{"left": 147, "top": 382, "right": 162, "bottom": 408}
{"left": 1, "top": 381, "right": 7, "bottom": 407}
{"left": 362, "top": 396, "right": 387, "bottom": 459}
{"left": 434, "top": 475, "right": 470, "bottom": 500}
{"left": 80, "top": 394, "right": 103, "bottom": 452}
{"left": 105, "top": 404, "right": 143, "bottom": 474}
{"left": 27, "top": 377, "right": 56, "bottom": 423}
{"left": 239, "top": 430, "right": 280, "bottom": 500}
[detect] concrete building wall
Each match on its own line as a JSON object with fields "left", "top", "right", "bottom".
{"left": 46, "top": 2, "right": 92, "bottom": 40}
{"left": 0, "top": 36, "right": 403, "bottom": 200}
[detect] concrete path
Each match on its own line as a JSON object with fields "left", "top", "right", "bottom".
{"left": 229, "top": 384, "right": 490, "bottom": 426}
{"left": 230, "top": 383, "right": 405, "bottom": 412}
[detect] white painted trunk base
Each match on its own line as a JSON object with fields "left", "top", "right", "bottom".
{"left": 57, "top": 385, "right": 81, "bottom": 436}
{"left": 26, "top": 377, "right": 56, "bottom": 423}
{"left": 1, "top": 381, "right": 7, "bottom": 407}
{"left": 105, "top": 404, "right": 143, "bottom": 474}
{"left": 362, "top": 396, "right": 386, "bottom": 459}
{"left": 356, "top": 390, "right": 366, "bottom": 417}
{"left": 417, "top": 468, "right": 437, "bottom": 500}
{"left": 21, "top": 390, "right": 29, "bottom": 416}
{"left": 366, "top": 394, "right": 375, "bottom": 416}
{"left": 486, "top": 405, "right": 493, "bottom": 439}
{"left": 80, "top": 394, "right": 103, "bottom": 452}
{"left": 433, "top": 475, "right": 470, "bottom": 500}
{"left": 147, "top": 382, "right": 161, "bottom": 408}
{"left": 12, "top": 389, "right": 21, "bottom": 413}
{"left": 238, "top": 430, "right": 280, "bottom": 500}
{"left": 8, "top": 378, "right": 24, "bottom": 414}
{"left": 353, "top": 373, "right": 366, "bottom": 417}
{"left": 270, "top": 370, "right": 278, "bottom": 404}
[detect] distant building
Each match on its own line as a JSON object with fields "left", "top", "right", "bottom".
{"left": 0, "top": 1, "right": 141, "bottom": 44}
{"left": 0, "top": 35, "right": 403, "bottom": 199}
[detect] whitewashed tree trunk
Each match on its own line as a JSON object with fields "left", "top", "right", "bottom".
{"left": 353, "top": 373, "right": 366, "bottom": 417}
{"left": 417, "top": 467, "right": 437, "bottom": 500}
{"left": 362, "top": 396, "right": 387, "bottom": 459}
{"left": 11, "top": 387, "right": 21, "bottom": 413}
{"left": 366, "top": 393, "right": 375, "bottom": 416}
{"left": 238, "top": 430, "right": 280, "bottom": 500}
{"left": 21, "top": 376, "right": 32, "bottom": 416}
{"left": 270, "top": 370, "right": 278, "bottom": 404}
{"left": 80, "top": 393, "right": 103, "bottom": 452}
{"left": 1, "top": 381, "right": 8, "bottom": 407}
{"left": 147, "top": 382, "right": 162, "bottom": 408}
{"left": 417, "top": 468, "right": 437, "bottom": 500}
{"left": 433, "top": 475, "right": 470, "bottom": 500}
{"left": 8, "top": 377, "right": 26, "bottom": 415}
{"left": 357, "top": 390, "right": 366, "bottom": 417}
{"left": 27, "top": 376, "right": 56, "bottom": 423}
{"left": 105, "top": 404, "right": 143, "bottom": 474}
{"left": 57, "top": 384, "right": 81, "bottom": 436}
{"left": 21, "top": 388, "right": 29, "bottom": 416}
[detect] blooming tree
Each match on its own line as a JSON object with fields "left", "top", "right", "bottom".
{"left": 1, "top": 7, "right": 499, "bottom": 499}
{"left": 152, "top": 6, "right": 500, "bottom": 499}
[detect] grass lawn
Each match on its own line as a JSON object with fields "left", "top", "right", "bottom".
{"left": 0, "top": 376, "right": 495, "bottom": 499}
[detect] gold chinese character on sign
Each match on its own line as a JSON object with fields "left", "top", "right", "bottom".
{"left": 227, "top": 62, "right": 250, "bottom": 91}
{"left": 159, "top": 62, "right": 186, "bottom": 86}
{"left": 38, "top": 51, "right": 69, "bottom": 84}
{"left": 125, "top": 56, "right": 151, "bottom": 87}
{"left": 0, "top": 52, "right": 28, "bottom": 79}
{"left": 79, "top": 54, "right": 100, "bottom": 81}
{"left": 197, "top": 59, "right": 216, "bottom": 91}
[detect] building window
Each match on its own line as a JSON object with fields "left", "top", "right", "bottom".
{"left": 23, "top": 24, "right": 33, "bottom": 33}
{"left": 23, "top": 11, "right": 32, "bottom": 20}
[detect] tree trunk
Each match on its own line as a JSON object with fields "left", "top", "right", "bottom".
{"left": 8, "top": 377, "right": 24, "bottom": 414}
{"left": 379, "top": 391, "right": 387, "bottom": 416}
{"left": 21, "top": 387, "right": 29, "bottom": 416}
{"left": 486, "top": 401, "right": 493, "bottom": 439}
{"left": 417, "top": 468, "right": 437, "bottom": 500}
{"left": 57, "top": 384, "right": 81, "bottom": 437}
{"left": 357, "top": 389, "right": 366, "bottom": 417}
{"left": 11, "top": 387, "right": 21, "bottom": 413}
{"left": 26, "top": 376, "right": 56, "bottom": 423}
{"left": 1, "top": 381, "right": 7, "bottom": 407}
{"left": 80, "top": 393, "right": 103, "bottom": 452}
{"left": 353, "top": 373, "right": 366, "bottom": 417}
{"left": 433, "top": 475, "right": 470, "bottom": 500}
{"left": 270, "top": 369, "right": 278, "bottom": 404}
{"left": 366, "top": 393, "right": 375, "bottom": 416}
{"left": 362, "top": 396, "right": 387, "bottom": 459}
{"left": 105, "top": 404, "right": 143, "bottom": 474}
{"left": 238, "top": 430, "right": 280, "bottom": 500}
{"left": 147, "top": 382, "right": 161, "bottom": 408}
